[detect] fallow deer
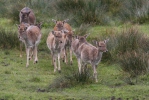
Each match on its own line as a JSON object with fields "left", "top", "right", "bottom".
{"left": 52, "top": 19, "right": 73, "bottom": 65}
{"left": 47, "top": 30, "right": 67, "bottom": 73}
{"left": 19, "top": 7, "right": 36, "bottom": 58}
{"left": 17, "top": 23, "right": 42, "bottom": 67}
{"left": 19, "top": 7, "right": 36, "bottom": 25}
{"left": 78, "top": 39, "right": 109, "bottom": 82}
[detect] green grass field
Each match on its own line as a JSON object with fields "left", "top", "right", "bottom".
{"left": 1, "top": 48, "right": 149, "bottom": 100}
{"left": 1, "top": 18, "right": 149, "bottom": 100}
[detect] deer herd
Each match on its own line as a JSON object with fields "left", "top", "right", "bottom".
{"left": 17, "top": 7, "right": 109, "bottom": 82}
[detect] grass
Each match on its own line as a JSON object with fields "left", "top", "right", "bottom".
{"left": 1, "top": 18, "right": 149, "bottom": 99}
{"left": 1, "top": 48, "right": 149, "bottom": 99}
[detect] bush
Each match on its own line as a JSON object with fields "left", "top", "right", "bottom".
{"left": 54, "top": 0, "right": 108, "bottom": 26}
{"left": 112, "top": 25, "right": 149, "bottom": 55}
{"left": 47, "top": 66, "right": 93, "bottom": 91}
{"left": 119, "top": 50, "right": 149, "bottom": 78}
{"left": 118, "top": 0, "right": 149, "bottom": 24}
{"left": 109, "top": 25, "right": 149, "bottom": 80}
{"left": 0, "top": 29, "right": 19, "bottom": 49}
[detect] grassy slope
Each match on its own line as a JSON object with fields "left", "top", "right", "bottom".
{"left": 1, "top": 21, "right": 149, "bottom": 100}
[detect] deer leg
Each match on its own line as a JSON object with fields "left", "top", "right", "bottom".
{"left": 29, "top": 47, "right": 33, "bottom": 60}
{"left": 64, "top": 47, "right": 68, "bottom": 64}
{"left": 58, "top": 53, "right": 61, "bottom": 73}
{"left": 20, "top": 42, "right": 23, "bottom": 57}
{"left": 61, "top": 48, "right": 65, "bottom": 63}
{"left": 93, "top": 64, "right": 98, "bottom": 82}
{"left": 77, "top": 58, "right": 81, "bottom": 73}
{"left": 53, "top": 55, "right": 57, "bottom": 73}
{"left": 70, "top": 47, "right": 73, "bottom": 65}
{"left": 34, "top": 46, "right": 38, "bottom": 64}
{"left": 82, "top": 62, "right": 87, "bottom": 73}
{"left": 26, "top": 47, "right": 30, "bottom": 67}
{"left": 51, "top": 52, "right": 54, "bottom": 66}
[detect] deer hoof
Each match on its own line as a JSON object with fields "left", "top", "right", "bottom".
{"left": 70, "top": 61, "right": 73, "bottom": 65}
{"left": 26, "top": 64, "right": 29, "bottom": 67}
{"left": 34, "top": 61, "right": 38, "bottom": 64}
{"left": 58, "top": 70, "right": 61, "bottom": 73}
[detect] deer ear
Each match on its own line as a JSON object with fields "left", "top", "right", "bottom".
{"left": 76, "top": 35, "right": 79, "bottom": 39}
{"left": 63, "top": 19, "right": 69, "bottom": 24}
{"left": 84, "top": 33, "right": 90, "bottom": 38}
{"left": 95, "top": 41, "right": 99, "bottom": 47}
{"left": 104, "top": 39, "right": 109, "bottom": 43}
{"left": 92, "top": 40, "right": 96, "bottom": 46}
{"left": 63, "top": 19, "right": 69, "bottom": 23}
{"left": 63, "top": 29, "right": 69, "bottom": 34}
{"left": 25, "top": 26, "right": 28, "bottom": 30}
{"left": 52, "top": 19, "right": 57, "bottom": 23}
{"left": 21, "top": 11, "right": 23, "bottom": 14}
{"left": 52, "top": 31, "right": 55, "bottom": 35}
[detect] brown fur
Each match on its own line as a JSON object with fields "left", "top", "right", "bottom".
{"left": 35, "top": 22, "right": 42, "bottom": 29}
{"left": 19, "top": 7, "right": 36, "bottom": 25}
{"left": 47, "top": 30, "right": 66, "bottom": 73}
{"left": 79, "top": 39, "right": 109, "bottom": 82}
{"left": 52, "top": 19, "right": 73, "bottom": 65}
{"left": 17, "top": 23, "right": 42, "bottom": 67}
{"left": 72, "top": 34, "right": 109, "bottom": 82}
{"left": 19, "top": 7, "right": 36, "bottom": 58}
{"left": 71, "top": 34, "right": 89, "bottom": 58}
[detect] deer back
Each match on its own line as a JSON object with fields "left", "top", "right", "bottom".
{"left": 71, "top": 34, "right": 89, "bottom": 57}
{"left": 26, "top": 25, "right": 41, "bottom": 45}
{"left": 80, "top": 39, "right": 109, "bottom": 64}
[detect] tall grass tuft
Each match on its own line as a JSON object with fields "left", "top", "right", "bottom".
{"left": 0, "top": 29, "right": 19, "bottom": 49}
{"left": 47, "top": 66, "right": 93, "bottom": 91}
{"left": 118, "top": 0, "right": 149, "bottom": 24}
{"left": 119, "top": 50, "right": 149, "bottom": 78}
{"left": 109, "top": 25, "right": 149, "bottom": 80}
{"left": 112, "top": 25, "right": 149, "bottom": 55}
{"left": 74, "top": 24, "right": 91, "bottom": 35}
{"left": 54, "top": 0, "right": 108, "bottom": 26}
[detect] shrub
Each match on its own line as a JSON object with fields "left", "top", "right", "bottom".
{"left": 0, "top": 29, "right": 19, "bottom": 49}
{"left": 54, "top": 0, "right": 108, "bottom": 26}
{"left": 119, "top": 50, "right": 149, "bottom": 78}
{"left": 74, "top": 24, "right": 91, "bottom": 35}
{"left": 47, "top": 66, "right": 93, "bottom": 91}
{"left": 109, "top": 25, "right": 149, "bottom": 80}
{"left": 112, "top": 25, "right": 149, "bottom": 55}
{"left": 118, "top": 0, "right": 149, "bottom": 24}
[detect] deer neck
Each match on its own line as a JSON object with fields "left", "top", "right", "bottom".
{"left": 96, "top": 48, "right": 103, "bottom": 61}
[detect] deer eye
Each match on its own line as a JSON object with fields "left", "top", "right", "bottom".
{"left": 99, "top": 46, "right": 102, "bottom": 47}
{"left": 59, "top": 41, "right": 62, "bottom": 43}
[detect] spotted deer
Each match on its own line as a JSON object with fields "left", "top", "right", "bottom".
{"left": 52, "top": 19, "right": 73, "bottom": 65}
{"left": 47, "top": 30, "right": 67, "bottom": 73}
{"left": 19, "top": 7, "right": 36, "bottom": 58}
{"left": 17, "top": 23, "right": 42, "bottom": 67}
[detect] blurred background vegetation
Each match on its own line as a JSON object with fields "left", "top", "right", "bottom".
{"left": 1, "top": 0, "right": 149, "bottom": 26}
